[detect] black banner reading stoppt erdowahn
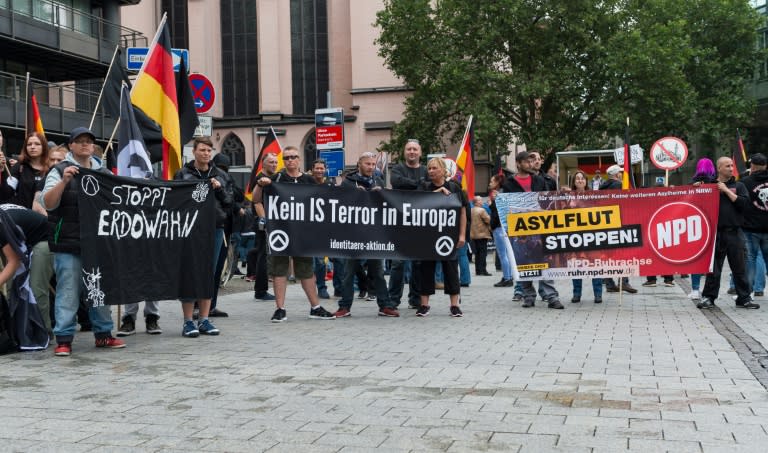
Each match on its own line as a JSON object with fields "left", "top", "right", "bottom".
{"left": 77, "top": 168, "right": 216, "bottom": 306}
{"left": 264, "top": 183, "right": 462, "bottom": 260}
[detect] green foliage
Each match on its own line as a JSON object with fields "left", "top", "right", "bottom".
{"left": 376, "top": 0, "right": 764, "bottom": 161}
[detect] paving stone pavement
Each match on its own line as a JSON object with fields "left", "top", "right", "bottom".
{"left": 2, "top": 267, "right": 768, "bottom": 452}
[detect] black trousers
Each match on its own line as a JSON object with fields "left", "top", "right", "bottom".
{"left": 472, "top": 239, "right": 488, "bottom": 274}
{"left": 703, "top": 229, "right": 751, "bottom": 304}
{"left": 247, "top": 230, "right": 269, "bottom": 295}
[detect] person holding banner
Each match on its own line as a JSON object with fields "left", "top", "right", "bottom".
{"left": 600, "top": 165, "right": 638, "bottom": 294}
{"left": 388, "top": 139, "right": 427, "bottom": 309}
{"left": 488, "top": 174, "right": 515, "bottom": 289}
{"left": 567, "top": 170, "right": 603, "bottom": 304}
{"left": 502, "top": 151, "right": 564, "bottom": 309}
{"left": 39, "top": 127, "right": 126, "bottom": 356}
{"left": 333, "top": 152, "right": 399, "bottom": 318}
{"left": 310, "top": 158, "right": 344, "bottom": 300}
{"left": 254, "top": 146, "right": 335, "bottom": 322}
{"left": 416, "top": 157, "right": 468, "bottom": 317}
{"left": 699, "top": 157, "right": 757, "bottom": 309}
{"left": 173, "top": 136, "right": 232, "bottom": 337}
{"left": 247, "top": 153, "right": 278, "bottom": 301}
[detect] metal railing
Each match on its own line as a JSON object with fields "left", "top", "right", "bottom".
{"left": 0, "top": 0, "right": 147, "bottom": 47}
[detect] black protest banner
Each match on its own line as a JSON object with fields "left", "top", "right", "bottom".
{"left": 264, "top": 184, "right": 462, "bottom": 260}
{"left": 77, "top": 169, "right": 216, "bottom": 306}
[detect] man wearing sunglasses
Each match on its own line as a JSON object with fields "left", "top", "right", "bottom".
{"left": 253, "top": 146, "right": 335, "bottom": 322}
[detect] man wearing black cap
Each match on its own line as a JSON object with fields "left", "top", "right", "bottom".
{"left": 39, "top": 127, "right": 126, "bottom": 356}
{"left": 740, "top": 153, "right": 768, "bottom": 300}
{"left": 501, "top": 151, "right": 564, "bottom": 309}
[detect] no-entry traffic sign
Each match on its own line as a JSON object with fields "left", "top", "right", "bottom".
{"left": 189, "top": 73, "right": 215, "bottom": 114}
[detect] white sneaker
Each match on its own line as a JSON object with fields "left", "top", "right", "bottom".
{"left": 688, "top": 290, "right": 701, "bottom": 300}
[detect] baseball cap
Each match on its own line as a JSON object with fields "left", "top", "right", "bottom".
{"left": 750, "top": 153, "right": 767, "bottom": 166}
{"left": 515, "top": 151, "right": 531, "bottom": 162}
{"left": 68, "top": 127, "right": 95, "bottom": 144}
{"left": 606, "top": 165, "right": 623, "bottom": 176}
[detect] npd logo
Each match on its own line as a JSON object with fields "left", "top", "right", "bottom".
{"left": 647, "top": 202, "right": 710, "bottom": 263}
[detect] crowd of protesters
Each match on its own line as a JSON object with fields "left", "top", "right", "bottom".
{"left": 0, "top": 126, "right": 765, "bottom": 358}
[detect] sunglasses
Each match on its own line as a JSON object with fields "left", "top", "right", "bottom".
{"left": 283, "top": 155, "right": 299, "bottom": 160}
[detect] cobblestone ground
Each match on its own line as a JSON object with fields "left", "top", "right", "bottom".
{"left": 1, "top": 265, "right": 767, "bottom": 452}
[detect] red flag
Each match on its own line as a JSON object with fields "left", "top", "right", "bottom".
{"left": 734, "top": 129, "right": 748, "bottom": 180}
{"left": 455, "top": 116, "right": 475, "bottom": 199}
{"left": 131, "top": 15, "right": 180, "bottom": 180}
{"left": 25, "top": 76, "right": 45, "bottom": 138}
{"left": 245, "top": 127, "right": 284, "bottom": 200}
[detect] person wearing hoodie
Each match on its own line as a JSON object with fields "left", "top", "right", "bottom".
{"left": 698, "top": 156, "right": 758, "bottom": 309}
{"left": 39, "top": 127, "right": 126, "bottom": 356}
{"left": 333, "top": 152, "right": 399, "bottom": 318}
{"left": 173, "top": 136, "right": 233, "bottom": 336}
{"left": 739, "top": 153, "right": 768, "bottom": 300}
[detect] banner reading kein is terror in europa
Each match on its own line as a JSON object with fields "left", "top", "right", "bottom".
{"left": 77, "top": 169, "right": 216, "bottom": 306}
{"left": 264, "top": 184, "right": 462, "bottom": 260}
{"left": 496, "top": 185, "right": 720, "bottom": 281}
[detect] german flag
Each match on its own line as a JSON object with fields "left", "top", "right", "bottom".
{"left": 131, "top": 16, "right": 180, "bottom": 180}
{"left": 245, "top": 127, "right": 284, "bottom": 200}
{"left": 25, "top": 75, "right": 45, "bottom": 137}
{"left": 454, "top": 116, "right": 475, "bottom": 199}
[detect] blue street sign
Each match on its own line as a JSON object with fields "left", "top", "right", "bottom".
{"left": 319, "top": 149, "right": 345, "bottom": 177}
{"left": 126, "top": 47, "right": 190, "bottom": 72}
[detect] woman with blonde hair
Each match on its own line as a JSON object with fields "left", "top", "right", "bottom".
{"left": 416, "top": 157, "right": 468, "bottom": 317}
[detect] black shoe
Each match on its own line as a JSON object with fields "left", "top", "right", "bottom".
{"left": 476, "top": 272, "right": 492, "bottom": 276}
{"left": 254, "top": 292, "right": 276, "bottom": 301}
{"left": 357, "top": 291, "right": 367, "bottom": 299}
{"left": 271, "top": 308, "right": 287, "bottom": 323}
{"left": 460, "top": 283, "right": 469, "bottom": 287}
{"left": 208, "top": 308, "right": 229, "bottom": 317}
{"left": 697, "top": 298, "right": 714, "bottom": 309}
{"left": 494, "top": 278, "right": 514, "bottom": 287}
{"left": 571, "top": 296, "right": 581, "bottom": 303}
{"left": 623, "top": 284, "right": 638, "bottom": 294}
{"left": 145, "top": 315, "right": 162, "bottom": 335}
{"left": 116, "top": 317, "right": 135, "bottom": 337}
{"left": 594, "top": 298, "right": 603, "bottom": 304}
{"left": 605, "top": 286, "right": 619, "bottom": 293}
{"left": 309, "top": 305, "right": 336, "bottom": 319}
{"left": 736, "top": 301, "right": 760, "bottom": 309}
{"left": 755, "top": 291, "right": 764, "bottom": 297}
{"left": 548, "top": 300, "right": 564, "bottom": 309}
{"left": 522, "top": 300, "right": 535, "bottom": 308}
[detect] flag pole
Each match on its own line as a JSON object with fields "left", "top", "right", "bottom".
{"left": 103, "top": 118, "right": 121, "bottom": 161}
{"left": 89, "top": 45, "right": 121, "bottom": 130}
{"left": 24, "top": 72, "right": 30, "bottom": 135}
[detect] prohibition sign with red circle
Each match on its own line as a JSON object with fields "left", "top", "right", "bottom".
{"left": 189, "top": 73, "right": 216, "bottom": 114}
{"left": 650, "top": 136, "right": 688, "bottom": 171}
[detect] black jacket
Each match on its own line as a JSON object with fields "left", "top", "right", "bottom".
{"left": 715, "top": 177, "right": 749, "bottom": 229}
{"left": 599, "top": 178, "right": 622, "bottom": 190}
{"left": 342, "top": 172, "right": 385, "bottom": 190}
{"left": 501, "top": 173, "right": 548, "bottom": 193}
{"left": 174, "top": 161, "right": 233, "bottom": 229}
{"left": 740, "top": 170, "right": 768, "bottom": 232}
{"left": 390, "top": 163, "right": 426, "bottom": 190}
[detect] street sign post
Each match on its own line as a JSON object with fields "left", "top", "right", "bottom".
{"left": 319, "top": 149, "right": 345, "bottom": 177}
{"left": 188, "top": 73, "right": 216, "bottom": 114}
{"left": 315, "top": 108, "right": 344, "bottom": 150}
{"left": 126, "top": 47, "right": 190, "bottom": 72}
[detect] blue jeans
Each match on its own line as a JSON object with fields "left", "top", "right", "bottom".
{"left": 457, "top": 243, "right": 471, "bottom": 286}
{"left": 691, "top": 274, "right": 702, "bottom": 290}
{"left": 53, "top": 253, "right": 114, "bottom": 343}
{"left": 744, "top": 231, "right": 768, "bottom": 292}
{"left": 314, "top": 257, "right": 343, "bottom": 293}
{"left": 572, "top": 278, "right": 603, "bottom": 299}
{"left": 492, "top": 227, "right": 513, "bottom": 280}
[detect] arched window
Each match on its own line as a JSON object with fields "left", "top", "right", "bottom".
{"left": 302, "top": 127, "right": 317, "bottom": 164}
{"left": 220, "top": 133, "right": 245, "bottom": 166}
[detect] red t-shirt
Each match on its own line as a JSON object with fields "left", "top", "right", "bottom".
{"left": 514, "top": 174, "right": 532, "bottom": 192}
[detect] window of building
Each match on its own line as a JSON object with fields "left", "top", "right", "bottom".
{"left": 290, "top": 0, "right": 329, "bottom": 115}
{"left": 221, "top": 133, "right": 245, "bottom": 166}
{"left": 220, "top": 0, "right": 259, "bottom": 116}
{"left": 161, "top": 0, "right": 189, "bottom": 49}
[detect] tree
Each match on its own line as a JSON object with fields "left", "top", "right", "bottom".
{"left": 375, "top": 0, "right": 764, "bottom": 160}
